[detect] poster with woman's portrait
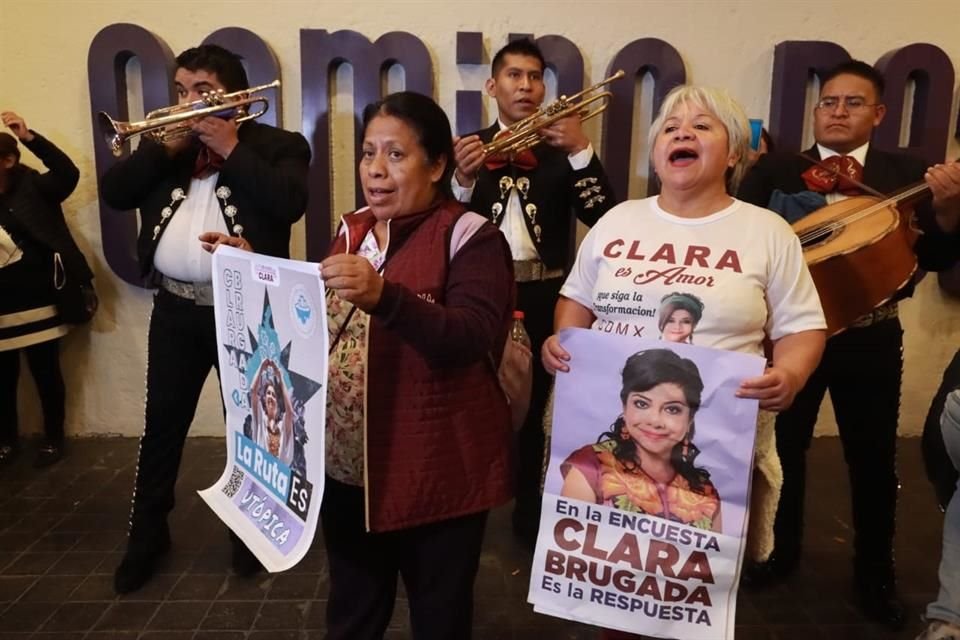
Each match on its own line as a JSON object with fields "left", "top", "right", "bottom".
{"left": 199, "top": 246, "right": 327, "bottom": 573}
{"left": 529, "top": 328, "right": 765, "bottom": 640}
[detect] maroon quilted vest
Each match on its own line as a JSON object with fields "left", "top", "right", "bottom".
{"left": 328, "top": 200, "right": 514, "bottom": 531}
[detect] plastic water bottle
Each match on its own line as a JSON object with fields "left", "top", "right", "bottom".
{"left": 511, "top": 310, "right": 531, "bottom": 349}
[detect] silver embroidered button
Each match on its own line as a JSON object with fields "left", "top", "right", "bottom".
{"left": 170, "top": 188, "right": 186, "bottom": 201}
{"left": 224, "top": 205, "right": 238, "bottom": 217}
{"left": 233, "top": 224, "right": 244, "bottom": 235}
{"left": 161, "top": 206, "right": 173, "bottom": 218}
{"left": 216, "top": 186, "right": 232, "bottom": 199}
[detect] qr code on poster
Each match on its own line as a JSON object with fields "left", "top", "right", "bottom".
{"left": 222, "top": 466, "right": 245, "bottom": 498}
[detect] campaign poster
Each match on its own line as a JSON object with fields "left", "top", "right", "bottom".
{"left": 530, "top": 327, "right": 765, "bottom": 639}
{"left": 199, "top": 246, "right": 328, "bottom": 573}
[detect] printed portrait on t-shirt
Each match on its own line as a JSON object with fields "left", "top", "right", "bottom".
{"left": 657, "top": 292, "right": 705, "bottom": 344}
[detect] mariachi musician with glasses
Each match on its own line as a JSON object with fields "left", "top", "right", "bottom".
{"left": 738, "top": 59, "right": 960, "bottom": 630}
{"left": 451, "top": 38, "right": 617, "bottom": 549}
{"left": 99, "top": 43, "right": 310, "bottom": 595}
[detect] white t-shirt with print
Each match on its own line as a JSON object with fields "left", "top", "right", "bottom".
{"left": 561, "top": 196, "right": 826, "bottom": 357}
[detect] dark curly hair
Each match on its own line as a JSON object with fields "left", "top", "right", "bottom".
{"left": 598, "top": 349, "right": 712, "bottom": 491}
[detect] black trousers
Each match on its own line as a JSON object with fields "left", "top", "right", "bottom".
{"left": 127, "top": 290, "right": 220, "bottom": 548}
{"left": 513, "top": 276, "right": 564, "bottom": 528}
{"left": 0, "top": 339, "right": 65, "bottom": 446}
{"left": 773, "top": 318, "right": 903, "bottom": 576}
{"left": 321, "top": 477, "right": 489, "bottom": 640}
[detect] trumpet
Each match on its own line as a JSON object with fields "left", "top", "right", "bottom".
{"left": 97, "top": 79, "right": 281, "bottom": 157}
{"left": 483, "top": 70, "right": 625, "bottom": 158}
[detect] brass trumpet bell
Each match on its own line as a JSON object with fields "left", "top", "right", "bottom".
{"left": 98, "top": 79, "right": 281, "bottom": 157}
{"left": 483, "top": 70, "right": 625, "bottom": 158}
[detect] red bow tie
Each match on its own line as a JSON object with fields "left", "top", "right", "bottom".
{"left": 801, "top": 155, "right": 864, "bottom": 195}
{"left": 483, "top": 130, "right": 539, "bottom": 171}
{"left": 193, "top": 145, "right": 225, "bottom": 179}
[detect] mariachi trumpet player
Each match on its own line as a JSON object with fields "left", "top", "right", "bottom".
{"left": 99, "top": 43, "right": 310, "bottom": 595}
{"left": 451, "top": 38, "right": 618, "bottom": 550}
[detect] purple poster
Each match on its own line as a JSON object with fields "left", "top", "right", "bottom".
{"left": 530, "top": 328, "right": 765, "bottom": 639}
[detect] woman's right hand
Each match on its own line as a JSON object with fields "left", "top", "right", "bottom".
{"left": 542, "top": 334, "right": 571, "bottom": 375}
{"left": 199, "top": 231, "right": 252, "bottom": 253}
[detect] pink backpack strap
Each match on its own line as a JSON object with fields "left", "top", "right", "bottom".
{"left": 448, "top": 211, "right": 489, "bottom": 259}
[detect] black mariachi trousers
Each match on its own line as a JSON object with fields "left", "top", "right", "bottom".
{"left": 773, "top": 318, "right": 903, "bottom": 577}
{"left": 127, "top": 289, "right": 220, "bottom": 548}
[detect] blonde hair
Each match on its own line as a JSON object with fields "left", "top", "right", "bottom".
{"left": 647, "top": 86, "right": 751, "bottom": 194}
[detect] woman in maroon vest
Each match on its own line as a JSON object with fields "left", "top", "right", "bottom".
{"left": 206, "top": 92, "right": 515, "bottom": 639}
{"left": 318, "top": 90, "right": 516, "bottom": 640}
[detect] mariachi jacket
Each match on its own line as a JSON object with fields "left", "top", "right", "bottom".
{"left": 328, "top": 199, "right": 515, "bottom": 532}
{"left": 100, "top": 121, "right": 310, "bottom": 278}
{"left": 464, "top": 123, "right": 616, "bottom": 271}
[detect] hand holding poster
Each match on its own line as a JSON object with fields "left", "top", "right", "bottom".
{"left": 530, "top": 328, "right": 765, "bottom": 639}
{"left": 199, "top": 246, "right": 328, "bottom": 572}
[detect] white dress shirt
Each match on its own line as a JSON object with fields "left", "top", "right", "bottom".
{"left": 152, "top": 173, "right": 229, "bottom": 283}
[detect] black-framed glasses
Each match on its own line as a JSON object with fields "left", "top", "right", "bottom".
{"left": 816, "top": 96, "right": 879, "bottom": 111}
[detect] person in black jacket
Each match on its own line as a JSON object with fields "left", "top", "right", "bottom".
{"left": 738, "top": 60, "right": 960, "bottom": 630}
{"left": 451, "top": 39, "right": 616, "bottom": 547}
{"left": 100, "top": 44, "right": 310, "bottom": 595}
{"left": 0, "top": 112, "right": 93, "bottom": 469}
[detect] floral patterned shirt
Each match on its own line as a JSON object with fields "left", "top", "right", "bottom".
{"left": 560, "top": 439, "right": 721, "bottom": 530}
{"left": 325, "top": 230, "right": 385, "bottom": 486}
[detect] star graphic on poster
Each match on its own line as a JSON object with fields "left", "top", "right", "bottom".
{"left": 239, "top": 290, "right": 323, "bottom": 408}
{"left": 223, "top": 290, "right": 323, "bottom": 477}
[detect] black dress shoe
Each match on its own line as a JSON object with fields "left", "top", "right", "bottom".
{"left": 114, "top": 535, "right": 171, "bottom": 594}
{"left": 0, "top": 444, "right": 18, "bottom": 467}
{"left": 740, "top": 550, "right": 799, "bottom": 589}
{"left": 231, "top": 540, "right": 265, "bottom": 577}
{"left": 855, "top": 576, "right": 906, "bottom": 631}
{"left": 34, "top": 441, "right": 64, "bottom": 468}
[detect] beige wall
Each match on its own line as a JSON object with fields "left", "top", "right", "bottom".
{"left": 2, "top": 0, "right": 959, "bottom": 438}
